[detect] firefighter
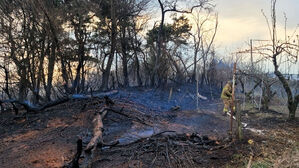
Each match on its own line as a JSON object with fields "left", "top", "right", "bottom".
{"left": 221, "top": 81, "right": 234, "bottom": 116}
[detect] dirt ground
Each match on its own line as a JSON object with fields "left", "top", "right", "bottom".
{"left": 0, "top": 93, "right": 298, "bottom": 168}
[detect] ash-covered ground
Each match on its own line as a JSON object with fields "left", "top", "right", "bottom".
{"left": 111, "top": 83, "right": 222, "bottom": 112}
{"left": 0, "top": 84, "right": 237, "bottom": 168}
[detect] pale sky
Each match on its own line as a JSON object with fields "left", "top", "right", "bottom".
{"left": 146, "top": 0, "right": 298, "bottom": 73}
{"left": 213, "top": 0, "right": 299, "bottom": 73}
{"left": 214, "top": 0, "right": 298, "bottom": 55}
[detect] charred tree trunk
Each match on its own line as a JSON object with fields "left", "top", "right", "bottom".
{"left": 261, "top": 81, "right": 276, "bottom": 111}
{"left": 238, "top": 77, "right": 245, "bottom": 94}
{"left": 46, "top": 43, "right": 56, "bottom": 101}
{"left": 135, "top": 54, "right": 142, "bottom": 87}
{"left": 43, "top": 6, "right": 59, "bottom": 101}
{"left": 245, "top": 80, "right": 261, "bottom": 100}
{"left": 81, "top": 66, "right": 85, "bottom": 93}
{"left": 0, "top": 65, "right": 18, "bottom": 114}
{"left": 131, "top": 28, "right": 142, "bottom": 86}
{"left": 192, "top": 49, "right": 198, "bottom": 82}
{"left": 121, "top": 26, "right": 129, "bottom": 87}
{"left": 18, "top": 68, "right": 27, "bottom": 101}
{"left": 150, "top": 0, "right": 166, "bottom": 87}
{"left": 60, "top": 54, "right": 69, "bottom": 93}
{"left": 77, "top": 41, "right": 85, "bottom": 93}
{"left": 200, "top": 61, "right": 206, "bottom": 87}
{"left": 72, "top": 26, "right": 85, "bottom": 94}
{"left": 191, "top": 34, "right": 200, "bottom": 82}
{"left": 35, "top": 34, "right": 46, "bottom": 104}
{"left": 101, "top": 0, "right": 116, "bottom": 91}
{"left": 274, "top": 70, "right": 298, "bottom": 119}
{"left": 261, "top": 84, "right": 270, "bottom": 110}
{"left": 273, "top": 53, "right": 298, "bottom": 120}
{"left": 0, "top": 66, "right": 10, "bottom": 99}
{"left": 165, "top": 49, "right": 183, "bottom": 83}
{"left": 115, "top": 54, "right": 121, "bottom": 87}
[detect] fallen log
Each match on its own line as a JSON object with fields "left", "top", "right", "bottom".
{"left": 104, "top": 106, "right": 151, "bottom": 126}
{"left": 81, "top": 107, "right": 110, "bottom": 168}
{"left": 0, "top": 90, "right": 118, "bottom": 114}
{"left": 1, "top": 98, "right": 70, "bottom": 113}
{"left": 71, "top": 90, "right": 118, "bottom": 100}
{"left": 85, "top": 108, "right": 107, "bottom": 152}
{"left": 81, "top": 103, "right": 151, "bottom": 167}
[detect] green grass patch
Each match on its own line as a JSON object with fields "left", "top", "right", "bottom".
{"left": 251, "top": 161, "right": 272, "bottom": 168}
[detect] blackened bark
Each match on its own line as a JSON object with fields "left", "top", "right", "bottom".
{"left": 46, "top": 43, "right": 56, "bottom": 101}
{"left": 121, "top": 26, "right": 129, "bottom": 87}
{"left": 273, "top": 54, "right": 298, "bottom": 119}
{"left": 274, "top": 70, "right": 298, "bottom": 119}
{"left": 101, "top": 0, "right": 116, "bottom": 91}
{"left": 135, "top": 54, "right": 142, "bottom": 86}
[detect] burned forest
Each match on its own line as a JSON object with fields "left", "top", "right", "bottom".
{"left": 0, "top": 0, "right": 298, "bottom": 168}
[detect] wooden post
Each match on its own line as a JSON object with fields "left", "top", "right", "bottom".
{"left": 259, "top": 78, "right": 263, "bottom": 111}
{"left": 168, "top": 87, "right": 173, "bottom": 102}
{"left": 242, "top": 76, "right": 246, "bottom": 111}
{"left": 250, "top": 39, "right": 253, "bottom": 69}
{"left": 236, "top": 100, "right": 242, "bottom": 140}
{"left": 196, "top": 66, "right": 199, "bottom": 109}
{"left": 231, "top": 62, "right": 237, "bottom": 136}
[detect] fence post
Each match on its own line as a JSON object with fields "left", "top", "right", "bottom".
{"left": 236, "top": 100, "right": 242, "bottom": 141}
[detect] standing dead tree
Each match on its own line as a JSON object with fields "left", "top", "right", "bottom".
{"left": 151, "top": 0, "right": 212, "bottom": 86}
{"left": 254, "top": 0, "right": 299, "bottom": 119}
{"left": 238, "top": 69, "right": 277, "bottom": 110}
{"left": 189, "top": 10, "right": 218, "bottom": 85}
{"left": 100, "top": 0, "right": 117, "bottom": 91}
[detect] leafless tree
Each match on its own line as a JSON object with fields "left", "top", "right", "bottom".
{"left": 151, "top": 0, "right": 212, "bottom": 86}
{"left": 255, "top": 0, "right": 299, "bottom": 119}
{"left": 188, "top": 9, "right": 218, "bottom": 85}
